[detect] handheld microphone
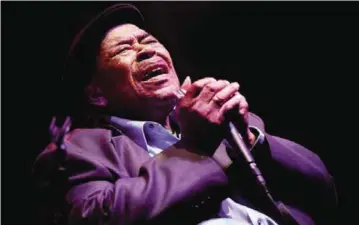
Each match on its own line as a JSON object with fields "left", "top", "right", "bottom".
{"left": 172, "top": 89, "right": 268, "bottom": 189}
{"left": 173, "top": 88, "right": 299, "bottom": 225}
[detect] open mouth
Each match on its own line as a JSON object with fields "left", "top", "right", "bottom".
{"left": 141, "top": 64, "right": 169, "bottom": 81}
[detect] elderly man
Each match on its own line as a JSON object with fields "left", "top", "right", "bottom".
{"left": 33, "top": 4, "right": 337, "bottom": 225}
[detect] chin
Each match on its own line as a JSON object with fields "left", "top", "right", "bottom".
{"left": 156, "top": 83, "right": 179, "bottom": 98}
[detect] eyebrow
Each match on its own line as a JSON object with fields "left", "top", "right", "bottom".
{"left": 137, "top": 33, "right": 151, "bottom": 42}
{"left": 114, "top": 33, "right": 151, "bottom": 47}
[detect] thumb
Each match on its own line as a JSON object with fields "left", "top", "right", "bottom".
{"left": 180, "top": 76, "right": 192, "bottom": 91}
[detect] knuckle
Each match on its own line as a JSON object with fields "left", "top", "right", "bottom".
{"left": 219, "top": 80, "right": 230, "bottom": 87}
{"left": 231, "top": 82, "right": 240, "bottom": 90}
{"left": 227, "top": 87, "right": 239, "bottom": 95}
{"left": 218, "top": 79, "right": 230, "bottom": 85}
{"left": 232, "top": 94, "right": 242, "bottom": 102}
{"left": 204, "top": 77, "right": 216, "bottom": 82}
{"left": 223, "top": 102, "right": 233, "bottom": 111}
{"left": 241, "top": 96, "right": 248, "bottom": 104}
{"left": 192, "top": 82, "right": 203, "bottom": 89}
{"left": 202, "top": 77, "right": 217, "bottom": 84}
{"left": 204, "top": 82, "right": 217, "bottom": 93}
{"left": 236, "top": 93, "right": 246, "bottom": 101}
{"left": 242, "top": 101, "right": 249, "bottom": 109}
{"left": 192, "top": 78, "right": 216, "bottom": 87}
{"left": 239, "top": 107, "right": 248, "bottom": 115}
{"left": 224, "top": 104, "right": 232, "bottom": 112}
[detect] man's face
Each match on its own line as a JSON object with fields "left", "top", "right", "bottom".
{"left": 92, "top": 23, "right": 180, "bottom": 116}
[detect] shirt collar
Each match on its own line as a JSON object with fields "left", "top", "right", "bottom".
{"left": 109, "top": 114, "right": 180, "bottom": 152}
{"left": 109, "top": 116, "right": 149, "bottom": 150}
{"left": 109, "top": 111, "right": 264, "bottom": 154}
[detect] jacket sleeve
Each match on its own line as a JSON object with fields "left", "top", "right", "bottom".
{"left": 228, "top": 113, "right": 338, "bottom": 225}
{"left": 33, "top": 128, "right": 229, "bottom": 225}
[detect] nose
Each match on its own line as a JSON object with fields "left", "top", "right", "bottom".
{"left": 136, "top": 47, "right": 156, "bottom": 62}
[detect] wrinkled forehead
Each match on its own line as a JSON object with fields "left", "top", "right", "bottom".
{"left": 103, "top": 23, "right": 149, "bottom": 43}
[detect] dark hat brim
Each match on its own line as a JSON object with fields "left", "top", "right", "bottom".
{"left": 67, "top": 4, "right": 145, "bottom": 58}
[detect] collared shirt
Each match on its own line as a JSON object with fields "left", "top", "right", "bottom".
{"left": 109, "top": 115, "right": 278, "bottom": 225}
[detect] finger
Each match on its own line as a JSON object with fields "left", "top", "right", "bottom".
{"left": 198, "top": 80, "right": 229, "bottom": 103}
{"left": 219, "top": 79, "right": 230, "bottom": 86}
{"left": 185, "top": 77, "right": 216, "bottom": 98}
{"left": 235, "top": 92, "right": 249, "bottom": 115}
{"left": 218, "top": 92, "right": 248, "bottom": 120}
{"left": 63, "top": 116, "right": 72, "bottom": 133}
{"left": 212, "top": 82, "right": 240, "bottom": 106}
{"left": 49, "top": 116, "right": 56, "bottom": 133}
{"left": 192, "top": 77, "right": 217, "bottom": 88}
{"left": 180, "top": 76, "right": 192, "bottom": 91}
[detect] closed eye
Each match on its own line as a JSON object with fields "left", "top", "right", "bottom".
{"left": 118, "top": 46, "right": 131, "bottom": 53}
{"left": 141, "top": 36, "right": 158, "bottom": 45}
{"left": 143, "top": 40, "right": 157, "bottom": 44}
{"left": 143, "top": 39, "right": 157, "bottom": 44}
{"left": 111, "top": 45, "right": 132, "bottom": 57}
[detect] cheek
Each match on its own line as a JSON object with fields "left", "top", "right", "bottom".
{"left": 114, "top": 75, "right": 140, "bottom": 96}
{"left": 99, "top": 61, "right": 134, "bottom": 95}
{"left": 162, "top": 50, "right": 175, "bottom": 68}
{"left": 105, "top": 58, "right": 131, "bottom": 82}
{"left": 106, "top": 77, "right": 139, "bottom": 107}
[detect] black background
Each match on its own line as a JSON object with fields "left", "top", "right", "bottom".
{"left": 2, "top": 1, "right": 359, "bottom": 225}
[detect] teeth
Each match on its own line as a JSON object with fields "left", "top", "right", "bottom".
{"left": 153, "top": 68, "right": 162, "bottom": 73}
{"left": 141, "top": 64, "right": 168, "bottom": 81}
{"left": 144, "top": 68, "right": 163, "bottom": 80}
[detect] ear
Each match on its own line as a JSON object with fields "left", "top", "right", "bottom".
{"left": 85, "top": 83, "right": 108, "bottom": 107}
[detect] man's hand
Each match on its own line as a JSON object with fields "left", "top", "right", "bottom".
{"left": 175, "top": 77, "right": 255, "bottom": 155}
{"left": 215, "top": 85, "right": 256, "bottom": 148}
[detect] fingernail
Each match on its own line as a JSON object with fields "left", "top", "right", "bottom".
{"left": 184, "top": 76, "right": 191, "bottom": 82}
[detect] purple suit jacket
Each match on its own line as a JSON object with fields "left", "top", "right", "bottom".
{"left": 32, "top": 113, "right": 338, "bottom": 225}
